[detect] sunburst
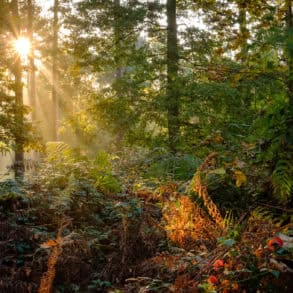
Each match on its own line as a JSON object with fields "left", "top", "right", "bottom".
{"left": 13, "top": 37, "right": 31, "bottom": 60}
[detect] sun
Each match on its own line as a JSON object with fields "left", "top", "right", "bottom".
{"left": 14, "top": 37, "right": 31, "bottom": 59}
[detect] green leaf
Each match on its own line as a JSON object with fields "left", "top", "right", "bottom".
{"left": 270, "top": 270, "right": 280, "bottom": 278}
{"left": 275, "top": 247, "right": 288, "bottom": 256}
{"left": 223, "top": 239, "right": 236, "bottom": 247}
{"left": 210, "top": 168, "right": 226, "bottom": 175}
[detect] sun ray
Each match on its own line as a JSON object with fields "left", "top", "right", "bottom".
{"left": 13, "top": 37, "right": 30, "bottom": 60}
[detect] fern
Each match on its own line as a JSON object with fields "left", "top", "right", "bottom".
{"left": 191, "top": 152, "right": 226, "bottom": 229}
{"left": 251, "top": 95, "right": 293, "bottom": 204}
{"left": 252, "top": 207, "right": 274, "bottom": 223}
{"left": 252, "top": 206, "right": 292, "bottom": 227}
{"left": 272, "top": 153, "right": 293, "bottom": 204}
{"left": 223, "top": 210, "right": 235, "bottom": 229}
{"left": 46, "top": 141, "right": 82, "bottom": 165}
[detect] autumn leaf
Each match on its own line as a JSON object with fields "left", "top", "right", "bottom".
{"left": 242, "top": 142, "right": 256, "bottom": 150}
{"left": 208, "top": 275, "right": 218, "bottom": 284}
{"left": 41, "top": 239, "right": 59, "bottom": 249}
{"left": 213, "top": 259, "right": 224, "bottom": 270}
{"left": 209, "top": 168, "right": 226, "bottom": 175}
{"left": 234, "top": 170, "right": 247, "bottom": 187}
{"left": 267, "top": 237, "right": 284, "bottom": 252}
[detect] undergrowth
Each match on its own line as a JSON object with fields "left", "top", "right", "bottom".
{"left": 0, "top": 145, "right": 292, "bottom": 292}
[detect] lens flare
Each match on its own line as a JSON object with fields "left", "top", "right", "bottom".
{"left": 14, "top": 37, "right": 30, "bottom": 59}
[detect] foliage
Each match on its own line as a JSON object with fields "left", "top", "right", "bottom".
{"left": 145, "top": 153, "right": 201, "bottom": 181}
{"left": 1, "top": 0, "right": 293, "bottom": 292}
{"left": 272, "top": 153, "right": 293, "bottom": 204}
{"left": 163, "top": 195, "right": 220, "bottom": 250}
{"left": 0, "top": 179, "right": 27, "bottom": 212}
{"left": 251, "top": 93, "right": 293, "bottom": 204}
{"left": 45, "top": 142, "right": 120, "bottom": 194}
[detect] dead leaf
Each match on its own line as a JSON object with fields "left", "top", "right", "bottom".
{"left": 234, "top": 170, "right": 247, "bottom": 187}
{"left": 41, "top": 239, "right": 59, "bottom": 249}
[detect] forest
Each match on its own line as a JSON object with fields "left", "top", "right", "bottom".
{"left": 0, "top": 0, "right": 293, "bottom": 292}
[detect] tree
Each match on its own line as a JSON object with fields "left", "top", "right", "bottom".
{"left": 286, "top": 0, "right": 293, "bottom": 109}
{"left": 11, "top": 0, "right": 25, "bottom": 179}
{"left": 52, "top": 0, "right": 59, "bottom": 141}
{"left": 27, "top": 0, "right": 36, "bottom": 122}
{"left": 0, "top": 0, "right": 41, "bottom": 178}
{"left": 65, "top": 0, "right": 155, "bottom": 148}
{"left": 166, "top": 0, "right": 180, "bottom": 152}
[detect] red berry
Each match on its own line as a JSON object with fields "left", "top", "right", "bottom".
{"left": 213, "top": 259, "right": 224, "bottom": 270}
{"left": 267, "top": 236, "right": 284, "bottom": 251}
{"left": 208, "top": 275, "right": 218, "bottom": 284}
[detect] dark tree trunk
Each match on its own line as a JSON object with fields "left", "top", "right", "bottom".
{"left": 113, "top": 0, "right": 125, "bottom": 147}
{"left": 237, "top": 2, "right": 250, "bottom": 109}
{"left": 237, "top": 2, "right": 248, "bottom": 62}
{"left": 286, "top": 0, "right": 293, "bottom": 107}
{"left": 52, "top": 0, "right": 59, "bottom": 140}
{"left": 12, "top": 0, "right": 24, "bottom": 180}
{"left": 14, "top": 59, "right": 24, "bottom": 180}
{"left": 166, "top": 0, "right": 179, "bottom": 153}
{"left": 285, "top": 0, "right": 293, "bottom": 146}
{"left": 114, "top": 0, "right": 122, "bottom": 79}
{"left": 27, "top": 0, "right": 36, "bottom": 121}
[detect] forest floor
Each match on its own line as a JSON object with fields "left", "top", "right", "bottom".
{"left": 1, "top": 186, "right": 293, "bottom": 292}
{"left": 1, "top": 151, "right": 293, "bottom": 293}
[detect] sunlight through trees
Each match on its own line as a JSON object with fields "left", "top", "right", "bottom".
{"left": 0, "top": 0, "right": 292, "bottom": 292}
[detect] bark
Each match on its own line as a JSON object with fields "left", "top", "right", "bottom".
{"left": 52, "top": 0, "right": 59, "bottom": 140}
{"left": 285, "top": 0, "right": 293, "bottom": 143}
{"left": 166, "top": 0, "right": 179, "bottom": 152}
{"left": 237, "top": 2, "right": 248, "bottom": 63}
{"left": 12, "top": 0, "right": 24, "bottom": 180}
{"left": 14, "top": 58, "right": 24, "bottom": 180}
{"left": 114, "top": 0, "right": 122, "bottom": 79}
{"left": 286, "top": 0, "right": 293, "bottom": 108}
{"left": 113, "top": 0, "right": 125, "bottom": 147}
{"left": 27, "top": 0, "right": 36, "bottom": 121}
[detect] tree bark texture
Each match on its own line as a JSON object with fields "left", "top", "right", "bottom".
{"left": 27, "top": 0, "right": 36, "bottom": 121}
{"left": 11, "top": 0, "right": 24, "bottom": 180}
{"left": 52, "top": 0, "right": 59, "bottom": 140}
{"left": 166, "top": 0, "right": 179, "bottom": 152}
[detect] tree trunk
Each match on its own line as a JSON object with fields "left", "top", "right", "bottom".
{"left": 52, "top": 0, "right": 59, "bottom": 140}
{"left": 12, "top": 0, "right": 24, "bottom": 180}
{"left": 237, "top": 2, "right": 248, "bottom": 63}
{"left": 114, "top": 0, "right": 122, "bottom": 79}
{"left": 237, "top": 1, "right": 251, "bottom": 110}
{"left": 285, "top": 0, "right": 293, "bottom": 147}
{"left": 286, "top": 0, "right": 293, "bottom": 108}
{"left": 113, "top": 0, "right": 125, "bottom": 147}
{"left": 27, "top": 0, "right": 36, "bottom": 121}
{"left": 166, "top": 0, "right": 179, "bottom": 152}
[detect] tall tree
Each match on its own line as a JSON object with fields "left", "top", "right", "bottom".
{"left": 52, "top": 0, "right": 59, "bottom": 140}
{"left": 27, "top": 0, "right": 36, "bottom": 121}
{"left": 11, "top": 0, "right": 25, "bottom": 179}
{"left": 166, "top": 0, "right": 179, "bottom": 152}
{"left": 237, "top": 1, "right": 248, "bottom": 62}
{"left": 286, "top": 0, "right": 293, "bottom": 109}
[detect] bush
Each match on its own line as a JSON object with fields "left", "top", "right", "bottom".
{"left": 146, "top": 154, "right": 201, "bottom": 181}
{"left": 0, "top": 179, "right": 27, "bottom": 212}
{"left": 28, "top": 143, "right": 121, "bottom": 225}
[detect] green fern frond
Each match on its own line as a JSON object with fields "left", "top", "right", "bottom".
{"left": 223, "top": 210, "right": 235, "bottom": 228}
{"left": 252, "top": 206, "right": 291, "bottom": 227}
{"left": 272, "top": 154, "right": 293, "bottom": 203}
{"left": 252, "top": 207, "right": 274, "bottom": 222}
{"left": 46, "top": 142, "right": 80, "bottom": 164}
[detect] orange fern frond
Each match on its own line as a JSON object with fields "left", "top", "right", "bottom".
{"left": 191, "top": 152, "right": 225, "bottom": 229}
{"left": 38, "top": 217, "right": 71, "bottom": 293}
